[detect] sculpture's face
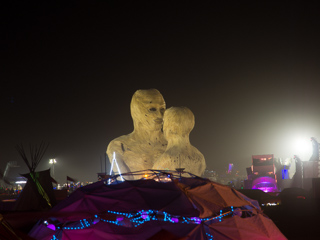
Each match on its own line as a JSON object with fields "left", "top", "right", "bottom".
{"left": 131, "top": 89, "right": 166, "bottom": 131}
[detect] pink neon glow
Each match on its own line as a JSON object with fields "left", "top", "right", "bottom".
{"left": 252, "top": 176, "right": 277, "bottom": 192}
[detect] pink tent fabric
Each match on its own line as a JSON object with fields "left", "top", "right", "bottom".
{"left": 176, "top": 178, "right": 259, "bottom": 218}
{"left": 183, "top": 224, "right": 208, "bottom": 240}
{"left": 27, "top": 223, "right": 54, "bottom": 240}
{"left": 61, "top": 222, "right": 197, "bottom": 240}
{"left": 28, "top": 177, "right": 287, "bottom": 240}
{"left": 52, "top": 180, "right": 199, "bottom": 219}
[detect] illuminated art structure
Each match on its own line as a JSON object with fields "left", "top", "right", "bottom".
{"left": 106, "top": 89, "right": 207, "bottom": 178}
{"left": 248, "top": 137, "right": 320, "bottom": 191}
{"left": 106, "top": 89, "right": 167, "bottom": 179}
{"left": 28, "top": 173, "right": 286, "bottom": 240}
{"left": 109, "top": 152, "right": 124, "bottom": 182}
{"left": 153, "top": 107, "right": 206, "bottom": 177}
{"left": 245, "top": 154, "right": 278, "bottom": 193}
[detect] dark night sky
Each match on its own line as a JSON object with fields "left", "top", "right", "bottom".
{"left": 1, "top": 1, "right": 320, "bottom": 183}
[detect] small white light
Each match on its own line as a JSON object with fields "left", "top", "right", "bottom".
{"left": 49, "top": 159, "right": 56, "bottom": 164}
{"left": 15, "top": 181, "right": 27, "bottom": 184}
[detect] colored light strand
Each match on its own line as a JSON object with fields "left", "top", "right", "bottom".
{"left": 47, "top": 208, "right": 236, "bottom": 240}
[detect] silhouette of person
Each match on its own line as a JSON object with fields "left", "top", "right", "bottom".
{"left": 106, "top": 89, "right": 167, "bottom": 179}
{"left": 153, "top": 106, "right": 206, "bottom": 176}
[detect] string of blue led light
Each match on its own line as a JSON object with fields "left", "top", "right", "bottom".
{"left": 47, "top": 208, "right": 237, "bottom": 240}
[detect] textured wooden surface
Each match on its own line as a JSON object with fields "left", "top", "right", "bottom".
{"left": 153, "top": 106, "right": 206, "bottom": 176}
{"left": 107, "top": 89, "right": 206, "bottom": 178}
{"left": 107, "top": 89, "right": 167, "bottom": 178}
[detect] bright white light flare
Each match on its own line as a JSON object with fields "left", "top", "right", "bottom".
{"left": 292, "top": 138, "right": 313, "bottom": 161}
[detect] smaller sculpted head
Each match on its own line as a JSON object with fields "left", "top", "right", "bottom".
{"left": 130, "top": 89, "right": 166, "bottom": 131}
{"left": 163, "top": 106, "right": 195, "bottom": 140}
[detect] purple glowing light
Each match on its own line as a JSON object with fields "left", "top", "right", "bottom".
{"left": 93, "top": 218, "right": 100, "bottom": 224}
{"left": 47, "top": 224, "right": 56, "bottom": 231}
{"left": 252, "top": 176, "right": 277, "bottom": 192}
{"left": 141, "top": 212, "right": 149, "bottom": 220}
{"left": 191, "top": 217, "right": 201, "bottom": 224}
{"left": 171, "top": 217, "right": 179, "bottom": 223}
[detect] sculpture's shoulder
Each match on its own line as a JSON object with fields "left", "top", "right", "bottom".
{"left": 107, "top": 134, "right": 132, "bottom": 154}
{"left": 108, "top": 134, "right": 130, "bottom": 145}
{"left": 190, "top": 145, "right": 205, "bottom": 159}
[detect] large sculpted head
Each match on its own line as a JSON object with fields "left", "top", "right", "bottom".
{"left": 163, "top": 106, "right": 195, "bottom": 139}
{"left": 130, "top": 89, "right": 166, "bottom": 131}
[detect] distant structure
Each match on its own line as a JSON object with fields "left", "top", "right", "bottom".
{"left": 244, "top": 137, "right": 320, "bottom": 192}
{"left": 291, "top": 155, "right": 303, "bottom": 189}
{"left": 245, "top": 154, "right": 278, "bottom": 192}
{"left": 294, "top": 137, "right": 320, "bottom": 190}
{"left": 0, "top": 161, "right": 19, "bottom": 186}
{"left": 14, "top": 142, "right": 56, "bottom": 211}
{"left": 309, "top": 137, "right": 320, "bottom": 161}
{"left": 106, "top": 89, "right": 167, "bottom": 178}
{"left": 279, "top": 157, "right": 295, "bottom": 180}
{"left": 153, "top": 106, "right": 206, "bottom": 177}
{"left": 203, "top": 169, "right": 217, "bottom": 182}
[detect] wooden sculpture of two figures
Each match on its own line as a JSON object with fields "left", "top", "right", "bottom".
{"left": 106, "top": 89, "right": 206, "bottom": 179}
